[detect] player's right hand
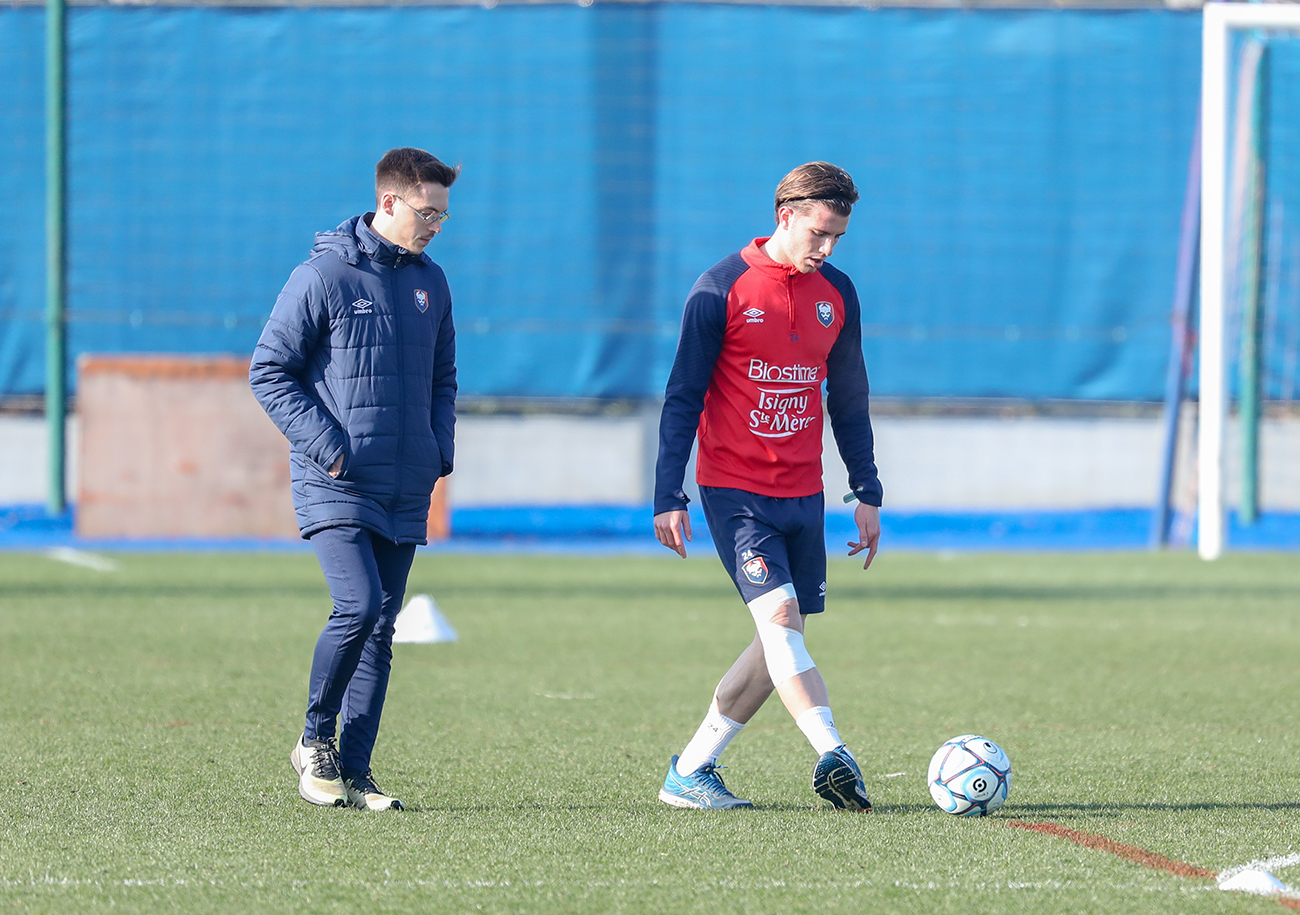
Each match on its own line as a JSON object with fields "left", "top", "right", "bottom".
{"left": 653, "top": 509, "right": 692, "bottom": 559}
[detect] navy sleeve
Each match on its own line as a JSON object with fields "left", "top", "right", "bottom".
{"left": 248, "top": 262, "right": 348, "bottom": 471}
{"left": 653, "top": 256, "right": 743, "bottom": 514}
{"left": 822, "top": 266, "right": 884, "bottom": 506}
{"left": 430, "top": 269, "right": 457, "bottom": 478}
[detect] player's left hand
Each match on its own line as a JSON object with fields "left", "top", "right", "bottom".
{"left": 846, "top": 501, "right": 880, "bottom": 570}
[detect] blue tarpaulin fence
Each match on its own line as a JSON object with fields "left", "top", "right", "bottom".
{"left": 8, "top": 6, "right": 1300, "bottom": 403}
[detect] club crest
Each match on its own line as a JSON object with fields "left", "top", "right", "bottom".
{"left": 742, "top": 555, "right": 769, "bottom": 585}
{"left": 414, "top": 289, "right": 429, "bottom": 313}
{"left": 815, "top": 301, "right": 834, "bottom": 328}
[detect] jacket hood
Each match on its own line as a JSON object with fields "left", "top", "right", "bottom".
{"left": 310, "top": 214, "right": 430, "bottom": 268}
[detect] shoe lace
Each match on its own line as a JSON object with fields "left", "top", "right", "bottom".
{"left": 309, "top": 738, "right": 342, "bottom": 782}
{"left": 696, "top": 763, "right": 733, "bottom": 795}
{"left": 348, "top": 770, "right": 383, "bottom": 795}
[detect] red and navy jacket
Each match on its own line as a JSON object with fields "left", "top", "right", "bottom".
{"left": 654, "top": 238, "right": 882, "bottom": 514}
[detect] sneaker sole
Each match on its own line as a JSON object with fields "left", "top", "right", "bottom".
{"left": 813, "top": 759, "right": 872, "bottom": 812}
{"left": 658, "top": 788, "right": 706, "bottom": 809}
{"left": 657, "top": 788, "right": 753, "bottom": 810}
{"left": 346, "top": 788, "right": 404, "bottom": 811}
{"left": 299, "top": 784, "right": 348, "bottom": 807}
{"left": 350, "top": 797, "right": 404, "bottom": 811}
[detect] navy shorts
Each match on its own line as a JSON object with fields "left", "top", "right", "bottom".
{"left": 699, "top": 486, "right": 828, "bottom": 614}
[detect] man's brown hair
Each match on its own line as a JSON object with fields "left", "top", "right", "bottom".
{"left": 375, "top": 148, "right": 460, "bottom": 206}
{"left": 774, "top": 161, "right": 859, "bottom": 218}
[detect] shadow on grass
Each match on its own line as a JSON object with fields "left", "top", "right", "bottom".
{"left": 313, "top": 799, "right": 1300, "bottom": 819}
{"left": 699, "top": 800, "right": 1300, "bottom": 819}
{"left": 835, "top": 582, "right": 1300, "bottom": 604}
{"left": 1, "top": 577, "right": 737, "bottom": 603}
{"left": 3, "top": 581, "right": 327, "bottom": 600}
{"left": 1003, "top": 801, "right": 1300, "bottom": 817}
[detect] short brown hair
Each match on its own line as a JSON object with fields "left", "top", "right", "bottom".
{"left": 375, "top": 147, "right": 460, "bottom": 206}
{"left": 774, "top": 161, "right": 859, "bottom": 218}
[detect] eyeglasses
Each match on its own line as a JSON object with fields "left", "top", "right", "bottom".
{"left": 394, "top": 195, "right": 450, "bottom": 225}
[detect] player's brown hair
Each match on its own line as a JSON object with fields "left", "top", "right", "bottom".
{"left": 774, "top": 161, "right": 859, "bottom": 218}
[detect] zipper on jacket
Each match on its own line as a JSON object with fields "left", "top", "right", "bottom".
{"left": 786, "top": 274, "right": 798, "bottom": 339}
{"left": 390, "top": 267, "right": 405, "bottom": 543}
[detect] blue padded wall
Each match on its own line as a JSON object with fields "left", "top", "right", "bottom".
{"left": 3, "top": 6, "right": 1296, "bottom": 401}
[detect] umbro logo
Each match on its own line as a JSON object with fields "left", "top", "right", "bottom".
{"left": 352, "top": 299, "right": 374, "bottom": 315}
{"left": 743, "top": 308, "right": 765, "bottom": 324}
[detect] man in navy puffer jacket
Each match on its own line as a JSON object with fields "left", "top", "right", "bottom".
{"left": 250, "top": 147, "right": 458, "bottom": 811}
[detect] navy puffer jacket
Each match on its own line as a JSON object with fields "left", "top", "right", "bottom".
{"left": 250, "top": 214, "right": 456, "bottom": 543}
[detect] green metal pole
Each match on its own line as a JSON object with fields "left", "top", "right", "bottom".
{"left": 1238, "top": 42, "right": 1268, "bottom": 526}
{"left": 45, "top": 0, "right": 67, "bottom": 515}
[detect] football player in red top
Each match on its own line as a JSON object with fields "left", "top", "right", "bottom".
{"left": 654, "top": 162, "right": 883, "bottom": 812}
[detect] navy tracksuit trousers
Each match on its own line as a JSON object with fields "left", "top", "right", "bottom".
{"left": 304, "top": 525, "right": 416, "bottom": 775}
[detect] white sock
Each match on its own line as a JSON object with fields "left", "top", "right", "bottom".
{"left": 676, "top": 704, "right": 745, "bottom": 775}
{"left": 795, "top": 706, "right": 844, "bottom": 755}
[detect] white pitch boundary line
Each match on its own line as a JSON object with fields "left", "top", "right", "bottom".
{"left": 1217, "top": 853, "right": 1300, "bottom": 900}
{"left": 0, "top": 874, "right": 1212, "bottom": 893}
{"left": 1218, "top": 853, "right": 1300, "bottom": 884}
{"left": 1220, "top": 853, "right": 1300, "bottom": 881}
{"left": 45, "top": 547, "right": 118, "bottom": 572}
{"left": 535, "top": 692, "right": 596, "bottom": 700}
{"left": 7, "top": 850, "right": 1296, "bottom": 897}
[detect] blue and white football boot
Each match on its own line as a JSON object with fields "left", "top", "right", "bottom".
{"left": 813, "top": 745, "right": 872, "bottom": 811}
{"left": 658, "top": 755, "right": 754, "bottom": 809}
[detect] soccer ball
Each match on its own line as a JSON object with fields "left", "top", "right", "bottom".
{"left": 927, "top": 734, "right": 1011, "bottom": 816}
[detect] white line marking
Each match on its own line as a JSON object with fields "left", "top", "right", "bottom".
{"left": 0, "top": 874, "right": 1211, "bottom": 892}
{"left": 46, "top": 547, "right": 118, "bottom": 572}
{"left": 1217, "top": 853, "right": 1300, "bottom": 897}
{"left": 535, "top": 692, "right": 595, "bottom": 700}
{"left": 1219, "top": 853, "right": 1300, "bottom": 881}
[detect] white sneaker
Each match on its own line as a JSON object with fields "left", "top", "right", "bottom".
{"left": 344, "top": 770, "right": 405, "bottom": 811}
{"left": 290, "top": 734, "right": 347, "bottom": 807}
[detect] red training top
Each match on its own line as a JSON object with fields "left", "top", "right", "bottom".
{"left": 655, "top": 238, "right": 882, "bottom": 511}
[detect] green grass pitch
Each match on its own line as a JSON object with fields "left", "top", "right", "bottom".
{"left": 2, "top": 548, "right": 1298, "bottom": 914}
